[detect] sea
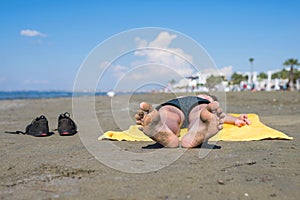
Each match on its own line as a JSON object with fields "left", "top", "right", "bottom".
{"left": 0, "top": 91, "right": 108, "bottom": 100}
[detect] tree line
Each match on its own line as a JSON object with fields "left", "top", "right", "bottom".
{"left": 209, "top": 58, "right": 300, "bottom": 91}
{"left": 229, "top": 58, "right": 300, "bottom": 91}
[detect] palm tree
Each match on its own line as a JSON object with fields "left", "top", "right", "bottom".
{"left": 257, "top": 72, "right": 267, "bottom": 80}
{"left": 283, "top": 58, "right": 300, "bottom": 91}
{"left": 249, "top": 58, "right": 254, "bottom": 83}
{"left": 231, "top": 72, "right": 247, "bottom": 85}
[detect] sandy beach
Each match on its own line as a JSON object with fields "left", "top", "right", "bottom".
{"left": 0, "top": 91, "right": 299, "bottom": 200}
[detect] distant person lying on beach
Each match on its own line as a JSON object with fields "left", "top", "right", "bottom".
{"left": 135, "top": 94, "right": 251, "bottom": 148}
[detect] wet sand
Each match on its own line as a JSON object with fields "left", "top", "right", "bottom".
{"left": 0, "top": 91, "right": 299, "bottom": 200}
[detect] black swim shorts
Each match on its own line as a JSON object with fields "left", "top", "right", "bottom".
{"left": 156, "top": 96, "right": 210, "bottom": 128}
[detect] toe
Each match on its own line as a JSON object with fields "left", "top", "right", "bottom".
{"left": 216, "top": 108, "right": 223, "bottom": 116}
{"left": 200, "top": 108, "right": 212, "bottom": 122}
{"left": 135, "top": 113, "right": 141, "bottom": 120}
{"left": 219, "top": 113, "right": 226, "bottom": 122}
{"left": 140, "top": 102, "right": 153, "bottom": 112}
{"left": 200, "top": 103, "right": 219, "bottom": 122}
{"left": 135, "top": 111, "right": 144, "bottom": 120}
{"left": 218, "top": 124, "right": 223, "bottom": 130}
{"left": 206, "top": 101, "right": 219, "bottom": 113}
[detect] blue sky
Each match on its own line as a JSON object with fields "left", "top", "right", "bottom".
{"left": 0, "top": 0, "right": 299, "bottom": 91}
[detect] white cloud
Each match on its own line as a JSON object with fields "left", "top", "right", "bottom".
{"left": 133, "top": 31, "right": 194, "bottom": 78}
{"left": 20, "top": 29, "right": 47, "bottom": 37}
{"left": 149, "top": 31, "right": 177, "bottom": 48}
{"left": 113, "top": 64, "right": 128, "bottom": 78}
{"left": 99, "top": 31, "right": 209, "bottom": 91}
{"left": 99, "top": 62, "right": 128, "bottom": 79}
{"left": 220, "top": 66, "right": 233, "bottom": 77}
{"left": 202, "top": 65, "right": 233, "bottom": 77}
{"left": 114, "top": 64, "right": 186, "bottom": 91}
{"left": 135, "top": 37, "right": 147, "bottom": 48}
{"left": 103, "top": 32, "right": 197, "bottom": 91}
{"left": 99, "top": 61, "right": 110, "bottom": 69}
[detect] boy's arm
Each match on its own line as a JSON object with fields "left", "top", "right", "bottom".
{"left": 224, "top": 114, "right": 251, "bottom": 127}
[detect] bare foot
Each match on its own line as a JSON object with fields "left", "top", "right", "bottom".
{"left": 181, "top": 101, "right": 225, "bottom": 148}
{"left": 135, "top": 102, "right": 179, "bottom": 148}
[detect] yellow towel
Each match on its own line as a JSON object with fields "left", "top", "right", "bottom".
{"left": 98, "top": 114, "right": 293, "bottom": 142}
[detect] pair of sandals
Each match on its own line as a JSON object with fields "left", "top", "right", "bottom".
{"left": 5, "top": 112, "right": 77, "bottom": 137}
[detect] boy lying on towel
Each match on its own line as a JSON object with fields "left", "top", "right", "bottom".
{"left": 135, "top": 94, "right": 251, "bottom": 148}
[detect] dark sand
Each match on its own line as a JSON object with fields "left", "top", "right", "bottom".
{"left": 0, "top": 92, "right": 299, "bottom": 200}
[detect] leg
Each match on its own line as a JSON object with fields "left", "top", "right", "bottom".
{"left": 181, "top": 101, "right": 225, "bottom": 148}
{"left": 135, "top": 102, "right": 184, "bottom": 147}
